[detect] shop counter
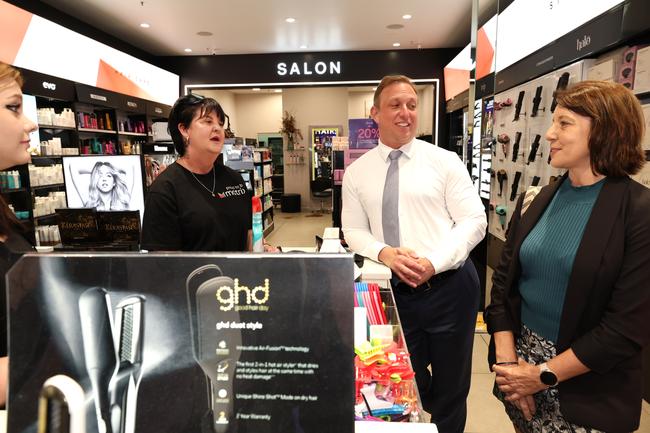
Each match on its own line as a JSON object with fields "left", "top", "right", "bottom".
{"left": 356, "top": 420, "right": 437, "bottom": 432}
{"left": 0, "top": 412, "right": 440, "bottom": 433}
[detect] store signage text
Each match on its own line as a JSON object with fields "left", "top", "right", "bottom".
{"left": 277, "top": 61, "right": 341, "bottom": 76}
{"left": 216, "top": 278, "right": 270, "bottom": 312}
{"left": 576, "top": 35, "right": 591, "bottom": 52}
{"left": 90, "top": 93, "right": 108, "bottom": 102}
{"left": 42, "top": 81, "right": 56, "bottom": 91}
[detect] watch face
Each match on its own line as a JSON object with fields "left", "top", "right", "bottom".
{"left": 540, "top": 370, "right": 558, "bottom": 386}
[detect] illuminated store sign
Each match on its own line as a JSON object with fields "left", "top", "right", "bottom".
{"left": 496, "top": 0, "right": 624, "bottom": 72}
{"left": 0, "top": 0, "right": 179, "bottom": 104}
{"left": 277, "top": 60, "right": 342, "bottom": 76}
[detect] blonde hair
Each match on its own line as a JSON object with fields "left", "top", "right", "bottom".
{"left": 0, "top": 62, "right": 26, "bottom": 237}
{"left": 0, "top": 62, "right": 23, "bottom": 88}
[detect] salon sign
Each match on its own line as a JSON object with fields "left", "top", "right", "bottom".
{"left": 276, "top": 60, "right": 342, "bottom": 77}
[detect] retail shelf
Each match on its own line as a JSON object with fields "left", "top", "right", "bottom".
{"left": 263, "top": 221, "right": 274, "bottom": 237}
{"left": 254, "top": 160, "right": 273, "bottom": 165}
{"left": 0, "top": 187, "right": 27, "bottom": 194}
{"left": 119, "top": 131, "right": 148, "bottom": 137}
{"left": 78, "top": 127, "right": 117, "bottom": 134}
{"left": 31, "top": 183, "right": 65, "bottom": 191}
{"left": 38, "top": 124, "right": 77, "bottom": 131}
{"left": 33, "top": 213, "right": 57, "bottom": 222}
{"left": 635, "top": 90, "right": 650, "bottom": 100}
{"left": 31, "top": 155, "right": 63, "bottom": 160}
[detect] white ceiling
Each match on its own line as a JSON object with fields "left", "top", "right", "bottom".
{"left": 39, "top": 0, "right": 492, "bottom": 56}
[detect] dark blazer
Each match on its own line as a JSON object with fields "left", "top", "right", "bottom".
{"left": 485, "top": 174, "right": 650, "bottom": 433}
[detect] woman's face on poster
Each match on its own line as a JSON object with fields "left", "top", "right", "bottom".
{"left": 97, "top": 165, "right": 115, "bottom": 193}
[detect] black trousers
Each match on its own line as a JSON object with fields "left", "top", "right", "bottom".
{"left": 392, "top": 259, "right": 480, "bottom": 433}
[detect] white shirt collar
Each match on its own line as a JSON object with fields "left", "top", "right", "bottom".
{"left": 377, "top": 138, "right": 415, "bottom": 161}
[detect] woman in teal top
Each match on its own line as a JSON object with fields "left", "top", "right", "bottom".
{"left": 486, "top": 81, "right": 650, "bottom": 433}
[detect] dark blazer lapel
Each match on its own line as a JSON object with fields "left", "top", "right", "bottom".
{"left": 557, "top": 176, "right": 628, "bottom": 350}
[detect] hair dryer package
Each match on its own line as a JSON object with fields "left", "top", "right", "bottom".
{"left": 7, "top": 253, "right": 354, "bottom": 433}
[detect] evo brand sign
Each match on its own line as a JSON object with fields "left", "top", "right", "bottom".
{"left": 277, "top": 60, "right": 342, "bottom": 77}
{"left": 42, "top": 81, "right": 56, "bottom": 91}
{"left": 217, "top": 278, "right": 270, "bottom": 312}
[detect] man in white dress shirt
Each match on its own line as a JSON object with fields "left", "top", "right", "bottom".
{"left": 342, "top": 75, "right": 486, "bottom": 433}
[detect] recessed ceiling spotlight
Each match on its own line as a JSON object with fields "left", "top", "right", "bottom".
{"left": 402, "top": 14, "right": 412, "bottom": 20}
{"left": 386, "top": 24, "right": 404, "bottom": 30}
{"left": 184, "top": 48, "right": 192, "bottom": 53}
{"left": 393, "top": 42, "right": 401, "bottom": 47}
{"left": 274, "top": 89, "right": 282, "bottom": 93}
{"left": 140, "top": 22, "right": 150, "bottom": 28}
{"left": 285, "top": 17, "right": 296, "bottom": 23}
{"left": 300, "top": 45, "right": 307, "bottom": 49}
{"left": 197, "top": 31, "right": 213, "bottom": 36}
{"left": 252, "top": 88, "right": 261, "bottom": 91}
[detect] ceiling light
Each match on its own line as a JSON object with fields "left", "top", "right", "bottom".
{"left": 393, "top": 42, "right": 401, "bottom": 47}
{"left": 252, "top": 88, "right": 261, "bottom": 91}
{"left": 274, "top": 89, "right": 282, "bottom": 93}
{"left": 197, "top": 31, "right": 213, "bottom": 36}
{"left": 184, "top": 48, "right": 192, "bottom": 53}
{"left": 140, "top": 22, "right": 150, "bottom": 28}
{"left": 285, "top": 17, "right": 296, "bottom": 23}
{"left": 386, "top": 24, "right": 404, "bottom": 30}
{"left": 300, "top": 45, "right": 307, "bottom": 49}
{"left": 402, "top": 14, "right": 412, "bottom": 20}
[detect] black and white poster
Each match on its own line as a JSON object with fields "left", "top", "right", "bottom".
{"left": 7, "top": 253, "right": 354, "bottom": 433}
{"left": 62, "top": 155, "right": 145, "bottom": 220}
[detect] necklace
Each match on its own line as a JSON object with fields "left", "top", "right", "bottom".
{"left": 188, "top": 166, "right": 216, "bottom": 197}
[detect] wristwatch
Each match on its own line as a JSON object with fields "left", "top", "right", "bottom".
{"left": 539, "top": 362, "right": 558, "bottom": 387}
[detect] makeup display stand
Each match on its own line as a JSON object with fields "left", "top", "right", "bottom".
{"left": 289, "top": 237, "right": 437, "bottom": 432}
{"left": 354, "top": 259, "right": 438, "bottom": 432}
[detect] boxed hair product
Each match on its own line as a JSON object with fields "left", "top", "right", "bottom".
{"left": 634, "top": 46, "right": 650, "bottom": 94}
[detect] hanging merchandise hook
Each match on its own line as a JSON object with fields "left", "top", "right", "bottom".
{"left": 496, "top": 169, "right": 508, "bottom": 197}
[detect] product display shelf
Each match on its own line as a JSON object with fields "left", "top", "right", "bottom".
{"left": 118, "top": 131, "right": 147, "bottom": 137}
{"left": 77, "top": 127, "right": 117, "bottom": 134}
{"left": 254, "top": 148, "right": 275, "bottom": 234}
{"left": 31, "top": 155, "right": 63, "bottom": 160}
{"left": 38, "top": 124, "right": 76, "bottom": 131}
{"left": 355, "top": 258, "right": 435, "bottom": 430}
{"left": 33, "top": 213, "right": 57, "bottom": 222}
{"left": 31, "top": 183, "right": 65, "bottom": 191}
{"left": 0, "top": 187, "right": 27, "bottom": 194}
{"left": 1, "top": 165, "right": 38, "bottom": 243}
{"left": 262, "top": 220, "right": 274, "bottom": 237}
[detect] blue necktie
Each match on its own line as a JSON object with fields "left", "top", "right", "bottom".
{"left": 382, "top": 150, "right": 402, "bottom": 247}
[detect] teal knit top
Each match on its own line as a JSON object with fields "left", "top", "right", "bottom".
{"left": 519, "top": 178, "right": 605, "bottom": 343}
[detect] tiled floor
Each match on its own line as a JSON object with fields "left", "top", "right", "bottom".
{"left": 268, "top": 211, "right": 650, "bottom": 432}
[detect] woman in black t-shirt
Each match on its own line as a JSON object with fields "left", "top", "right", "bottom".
{"left": 142, "top": 95, "right": 275, "bottom": 252}
{"left": 0, "top": 62, "right": 38, "bottom": 406}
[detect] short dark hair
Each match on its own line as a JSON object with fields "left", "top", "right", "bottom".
{"left": 554, "top": 80, "right": 645, "bottom": 177}
{"left": 373, "top": 75, "right": 417, "bottom": 108}
{"left": 168, "top": 94, "right": 226, "bottom": 156}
